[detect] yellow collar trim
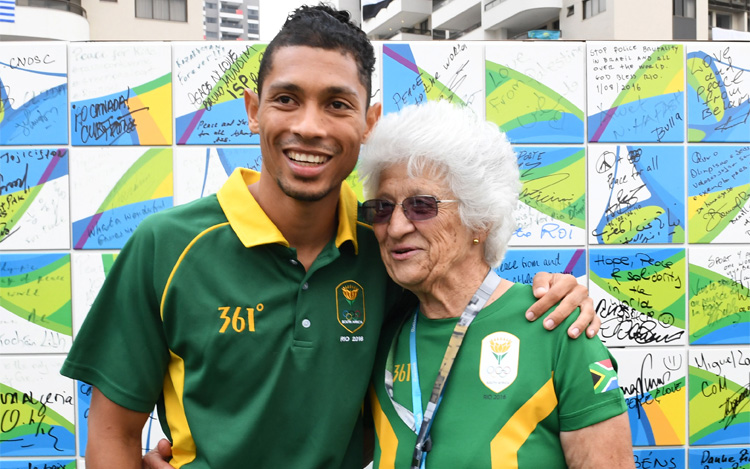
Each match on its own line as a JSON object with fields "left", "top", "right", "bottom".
{"left": 217, "top": 168, "right": 359, "bottom": 253}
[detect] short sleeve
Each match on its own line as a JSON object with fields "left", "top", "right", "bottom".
{"left": 60, "top": 219, "right": 171, "bottom": 412}
{"left": 554, "top": 330, "right": 627, "bottom": 431}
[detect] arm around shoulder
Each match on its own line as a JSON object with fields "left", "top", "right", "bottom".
{"left": 529, "top": 272, "right": 598, "bottom": 339}
{"left": 86, "top": 387, "right": 151, "bottom": 469}
{"left": 559, "top": 413, "right": 635, "bottom": 469}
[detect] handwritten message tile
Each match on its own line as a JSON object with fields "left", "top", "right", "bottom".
{"left": 69, "top": 147, "right": 173, "bottom": 250}
{"left": 68, "top": 43, "right": 172, "bottom": 146}
{"left": 382, "top": 42, "right": 483, "bottom": 116}
{"left": 0, "top": 356, "right": 75, "bottom": 456}
{"left": 633, "top": 449, "right": 685, "bottom": 469}
{"left": 589, "top": 247, "right": 686, "bottom": 347}
{"left": 587, "top": 42, "right": 684, "bottom": 143}
{"left": 0, "top": 149, "right": 70, "bottom": 250}
{"left": 689, "top": 348, "right": 750, "bottom": 445}
{"left": 75, "top": 381, "right": 166, "bottom": 458}
{"left": 610, "top": 348, "right": 686, "bottom": 446}
{"left": 689, "top": 247, "right": 750, "bottom": 345}
{"left": 511, "top": 146, "right": 585, "bottom": 245}
{"left": 172, "top": 42, "right": 265, "bottom": 145}
{"left": 0, "top": 460, "right": 75, "bottom": 469}
{"left": 0, "top": 42, "right": 68, "bottom": 146}
{"left": 172, "top": 146, "right": 262, "bottom": 205}
{"left": 485, "top": 42, "right": 584, "bottom": 144}
{"left": 687, "top": 43, "right": 750, "bottom": 143}
{"left": 495, "top": 248, "right": 586, "bottom": 285}
{"left": 588, "top": 144, "right": 685, "bottom": 244}
{"left": 0, "top": 253, "right": 72, "bottom": 354}
{"left": 690, "top": 448, "right": 750, "bottom": 469}
{"left": 70, "top": 252, "right": 117, "bottom": 336}
{"left": 687, "top": 145, "right": 750, "bottom": 244}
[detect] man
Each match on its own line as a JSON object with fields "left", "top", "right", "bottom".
{"left": 62, "top": 5, "right": 596, "bottom": 468}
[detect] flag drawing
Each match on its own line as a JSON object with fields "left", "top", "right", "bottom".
{"left": 590, "top": 359, "right": 619, "bottom": 393}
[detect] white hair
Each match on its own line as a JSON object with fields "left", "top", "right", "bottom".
{"left": 358, "top": 100, "right": 520, "bottom": 267}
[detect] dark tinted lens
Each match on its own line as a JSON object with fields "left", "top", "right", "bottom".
{"left": 403, "top": 196, "right": 439, "bottom": 220}
{"left": 361, "top": 199, "right": 395, "bottom": 224}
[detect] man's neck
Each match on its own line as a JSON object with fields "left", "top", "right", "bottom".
{"left": 248, "top": 177, "right": 340, "bottom": 271}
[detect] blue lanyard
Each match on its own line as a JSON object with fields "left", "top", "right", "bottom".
{"left": 383, "top": 269, "right": 501, "bottom": 469}
{"left": 409, "top": 312, "right": 424, "bottom": 431}
{"left": 409, "top": 311, "right": 445, "bottom": 469}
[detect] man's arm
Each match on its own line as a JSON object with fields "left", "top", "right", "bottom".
{"left": 559, "top": 413, "right": 635, "bottom": 469}
{"left": 528, "top": 272, "right": 599, "bottom": 339}
{"left": 87, "top": 387, "right": 150, "bottom": 469}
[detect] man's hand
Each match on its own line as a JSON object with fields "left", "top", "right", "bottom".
{"left": 528, "top": 272, "right": 599, "bottom": 339}
{"left": 143, "top": 439, "right": 173, "bottom": 469}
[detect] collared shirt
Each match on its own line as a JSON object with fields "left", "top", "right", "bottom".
{"left": 62, "top": 168, "right": 402, "bottom": 468}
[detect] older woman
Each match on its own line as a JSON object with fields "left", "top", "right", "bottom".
{"left": 359, "top": 101, "right": 633, "bottom": 469}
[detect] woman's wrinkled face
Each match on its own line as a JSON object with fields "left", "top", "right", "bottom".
{"left": 372, "top": 163, "right": 480, "bottom": 294}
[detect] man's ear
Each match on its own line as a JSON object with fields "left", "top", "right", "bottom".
{"left": 362, "top": 102, "right": 382, "bottom": 142}
{"left": 244, "top": 88, "right": 260, "bottom": 134}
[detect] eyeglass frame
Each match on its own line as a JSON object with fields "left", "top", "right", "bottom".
{"left": 360, "top": 195, "right": 459, "bottom": 224}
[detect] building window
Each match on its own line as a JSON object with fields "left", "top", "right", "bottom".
{"left": 567, "top": 5, "right": 575, "bottom": 16}
{"left": 205, "top": 16, "right": 217, "bottom": 23}
{"left": 205, "top": 2, "right": 216, "bottom": 8}
{"left": 136, "top": 0, "right": 187, "bottom": 21}
{"left": 583, "top": 0, "right": 605, "bottom": 19}
{"left": 716, "top": 12, "right": 732, "bottom": 28}
{"left": 674, "top": 0, "right": 695, "bottom": 17}
{"left": 206, "top": 31, "right": 218, "bottom": 38}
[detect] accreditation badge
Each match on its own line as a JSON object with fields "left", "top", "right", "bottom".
{"left": 335, "top": 280, "right": 365, "bottom": 333}
{"left": 479, "top": 331, "right": 519, "bottom": 393}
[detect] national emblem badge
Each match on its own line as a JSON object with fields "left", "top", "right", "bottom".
{"left": 479, "top": 331, "right": 520, "bottom": 393}
{"left": 336, "top": 280, "right": 365, "bottom": 333}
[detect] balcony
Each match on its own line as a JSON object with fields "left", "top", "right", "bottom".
{"left": 432, "top": 0, "right": 480, "bottom": 31}
{"left": 362, "top": 0, "right": 431, "bottom": 39}
{"left": 709, "top": 0, "right": 750, "bottom": 9}
{"left": 17, "top": 0, "right": 85, "bottom": 17}
{"left": 483, "top": 0, "right": 561, "bottom": 33}
{"left": 381, "top": 26, "right": 432, "bottom": 40}
{"left": 220, "top": 8, "right": 242, "bottom": 20}
{"left": 220, "top": 23, "right": 242, "bottom": 33}
{"left": 1, "top": 0, "right": 89, "bottom": 40}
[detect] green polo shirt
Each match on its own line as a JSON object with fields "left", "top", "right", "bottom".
{"left": 61, "top": 168, "right": 402, "bottom": 468}
{"left": 370, "top": 284, "right": 626, "bottom": 469}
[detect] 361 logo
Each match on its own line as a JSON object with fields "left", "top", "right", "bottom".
{"left": 218, "top": 305, "right": 262, "bottom": 333}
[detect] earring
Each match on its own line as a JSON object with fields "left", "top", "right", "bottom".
{"left": 473, "top": 238, "right": 479, "bottom": 245}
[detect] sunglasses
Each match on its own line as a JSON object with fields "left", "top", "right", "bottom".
{"left": 360, "top": 195, "right": 458, "bottom": 224}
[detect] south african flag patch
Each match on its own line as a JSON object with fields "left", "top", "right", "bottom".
{"left": 590, "top": 359, "right": 619, "bottom": 393}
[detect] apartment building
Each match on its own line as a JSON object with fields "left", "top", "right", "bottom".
{"left": 203, "top": 0, "right": 259, "bottom": 40}
{"left": 202, "top": 0, "right": 362, "bottom": 41}
{"left": 360, "top": 0, "right": 750, "bottom": 41}
{"left": 1, "top": 0, "right": 204, "bottom": 41}
{"left": 0, "top": 0, "right": 89, "bottom": 40}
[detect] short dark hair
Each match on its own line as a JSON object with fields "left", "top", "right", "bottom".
{"left": 256, "top": 3, "right": 375, "bottom": 107}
